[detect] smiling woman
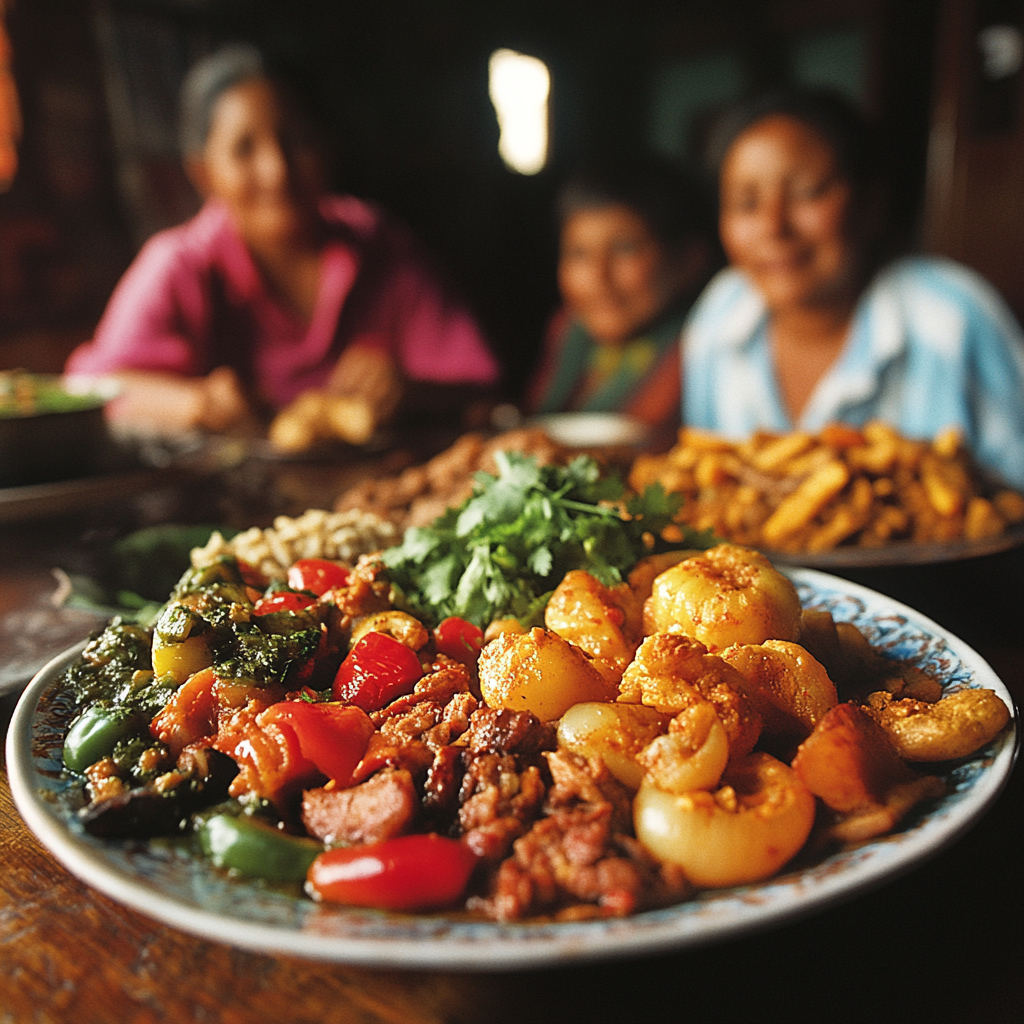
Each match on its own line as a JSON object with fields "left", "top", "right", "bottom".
{"left": 63, "top": 44, "right": 498, "bottom": 440}
{"left": 682, "top": 87, "right": 1024, "bottom": 491}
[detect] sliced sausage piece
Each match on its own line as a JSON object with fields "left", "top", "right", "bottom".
{"left": 301, "top": 768, "right": 417, "bottom": 846}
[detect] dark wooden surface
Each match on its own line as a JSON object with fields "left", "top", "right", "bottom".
{"left": 1, "top": 452, "right": 1021, "bottom": 1024}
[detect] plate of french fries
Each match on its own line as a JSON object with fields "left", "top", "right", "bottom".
{"left": 629, "top": 422, "right": 1024, "bottom": 568}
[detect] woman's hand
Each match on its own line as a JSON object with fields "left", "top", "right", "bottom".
{"left": 267, "top": 343, "right": 404, "bottom": 452}
{"left": 327, "top": 343, "right": 403, "bottom": 422}
{"left": 104, "top": 366, "right": 253, "bottom": 434}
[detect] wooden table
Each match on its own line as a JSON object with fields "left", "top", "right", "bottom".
{"left": 1, "top": 451, "right": 1021, "bottom": 1024}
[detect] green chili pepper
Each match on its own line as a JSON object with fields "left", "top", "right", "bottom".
{"left": 199, "top": 814, "right": 322, "bottom": 882}
{"left": 63, "top": 705, "right": 139, "bottom": 773}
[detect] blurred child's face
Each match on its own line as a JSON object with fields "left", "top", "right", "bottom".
{"left": 190, "top": 76, "right": 326, "bottom": 248}
{"left": 719, "top": 115, "right": 858, "bottom": 313}
{"left": 559, "top": 204, "right": 686, "bottom": 345}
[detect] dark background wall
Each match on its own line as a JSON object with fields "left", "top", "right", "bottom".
{"left": 0, "top": 0, "right": 959, "bottom": 401}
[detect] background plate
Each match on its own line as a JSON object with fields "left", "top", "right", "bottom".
{"left": 6, "top": 569, "right": 1017, "bottom": 970}
{"left": 763, "top": 520, "right": 1024, "bottom": 569}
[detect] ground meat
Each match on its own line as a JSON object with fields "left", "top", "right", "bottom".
{"left": 333, "top": 428, "right": 569, "bottom": 530}
{"left": 422, "top": 744, "right": 464, "bottom": 823}
{"left": 458, "top": 752, "right": 549, "bottom": 861}
{"left": 468, "top": 750, "right": 689, "bottom": 921}
{"left": 369, "top": 660, "right": 473, "bottom": 728}
{"left": 302, "top": 768, "right": 418, "bottom": 845}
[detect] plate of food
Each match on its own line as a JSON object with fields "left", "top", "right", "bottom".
{"left": 630, "top": 421, "right": 1024, "bottom": 569}
{"left": 6, "top": 455, "right": 1017, "bottom": 969}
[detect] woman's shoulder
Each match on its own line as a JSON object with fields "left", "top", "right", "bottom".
{"left": 129, "top": 202, "right": 238, "bottom": 274}
{"left": 871, "top": 254, "right": 1023, "bottom": 340}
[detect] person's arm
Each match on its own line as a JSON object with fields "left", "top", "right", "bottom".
{"left": 65, "top": 228, "right": 254, "bottom": 433}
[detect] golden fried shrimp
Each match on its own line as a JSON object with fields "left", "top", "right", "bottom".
{"left": 477, "top": 627, "right": 617, "bottom": 721}
{"left": 865, "top": 688, "right": 1011, "bottom": 761}
{"left": 349, "top": 610, "right": 429, "bottom": 651}
{"left": 619, "top": 633, "right": 762, "bottom": 760}
{"left": 721, "top": 639, "right": 837, "bottom": 740}
{"left": 544, "top": 570, "right": 642, "bottom": 686}
{"left": 634, "top": 752, "right": 816, "bottom": 888}
{"left": 637, "top": 702, "right": 730, "bottom": 794}
{"left": 643, "top": 544, "right": 802, "bottom": 650}
{"left": 557, "top": 702, "right": 672, "bottom": 789}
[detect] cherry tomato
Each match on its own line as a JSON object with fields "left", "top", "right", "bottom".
{"left": 433, "top": 616, "right": 485, "bottom": 666}
{"left": 333, "top": 632, "right": 423, "bottom": 711}
{"left": 259, "top": 700, "right": 374, "bottom": 786}
{"left": 306, "top": 833, "right": 478, "bottom": 911}
{"left": 253, "top": 592, "right": 317, "bottom": 616}
{"left": 287, "top": 558, "right": 351, "bottom": 596}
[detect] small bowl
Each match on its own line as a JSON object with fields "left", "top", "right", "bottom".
{"left": 529, "top": 412, "right": 652, "bottom": 449}
{"left": 0, "top": 373, "right": 112, "bottom": 488}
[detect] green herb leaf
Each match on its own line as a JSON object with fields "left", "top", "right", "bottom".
{"left": 381, "top": 452, "right": 712, "bottom": 628}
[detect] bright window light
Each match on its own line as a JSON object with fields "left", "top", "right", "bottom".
{"left": 488, "top": 48, "right": 550, "bottom": 175}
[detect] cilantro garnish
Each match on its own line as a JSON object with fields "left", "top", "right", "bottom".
{"left": 381, "top": 451, "right": 712, "bottom": 628}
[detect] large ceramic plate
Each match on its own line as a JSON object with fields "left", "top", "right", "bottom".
{"left": 6, "top": 569, "right": 1017, "bottom": 970}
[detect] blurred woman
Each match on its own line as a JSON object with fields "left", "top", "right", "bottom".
{"left": 65, "top": 44, "right": 498, "bottom": 437}
{"left": 683, "top": 87, "right": 1024, "bottom": 488}
{"left": 527, "top": 158, "right": 719, "bottom": 431}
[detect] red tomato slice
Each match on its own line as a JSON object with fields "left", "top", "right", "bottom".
{"left": 307, "top": 834, "right": 478, "bottom": 911}
{"left": 287, "top": 559, "right": 351, "bottom": 596}
{"left": 433, "top": 616, "right": 485, "bottom": 665}
{"left": 259, "top": 700, "right": 374, "bottom": 786}
{"left": 332, "top": 632, "right": 423, "bottom": 711}
{"left": 214, "top": 707, "right": 318, "bottom": 807}
{"left": 253, "top": 592, "right": 317, "bottom": 616}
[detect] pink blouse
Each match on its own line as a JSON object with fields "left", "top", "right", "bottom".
{"left": 66, "top": 196, "right": 499, "bottom": 408}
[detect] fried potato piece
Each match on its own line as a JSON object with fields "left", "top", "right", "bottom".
{"left": 792, "top": 702, "right": 947, "bottom": 845}
{"left": 643, "top": 544, "right": 802, "bottom": 650}
{"left": 866, "top": 688, "right": 1011, "bottom": 761}
{"left": 628, "top": 421, "right": 1024, "bottom": 554}
{"left": 478, "top": 627, "right": 617, "bottom": 721}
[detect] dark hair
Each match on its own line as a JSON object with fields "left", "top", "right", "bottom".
{"left": 705, "top": 87, "right": 878, "bottom": 202}
{"left": 178, "top": 43, "right": 331, "bottom": 158}
{"left": 556, "top": 156, "right": 718, "bottom": 251}
{"left": 178, "top": 44, "right": 265, "bottom": 157}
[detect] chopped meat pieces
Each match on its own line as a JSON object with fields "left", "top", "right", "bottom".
{"left": 302, "top": 768, "right": 418, "bottom": 845}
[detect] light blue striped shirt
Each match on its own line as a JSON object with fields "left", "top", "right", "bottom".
{"left": 682, "top": 256, "right": 1024, "bottom": 488}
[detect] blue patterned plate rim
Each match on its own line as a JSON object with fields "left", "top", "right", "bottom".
{"left": 5, "top": 568, "right": 1018, "bottom": 970}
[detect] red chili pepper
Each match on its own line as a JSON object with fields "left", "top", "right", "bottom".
{"left": 287, "top": 558, "right": 351, "bottom": 596}
{"left": 306, "top": 833, "right": 478, "bottom": 912}
{"left": 432, "top": 616, "right": 485, "bottom": 666}
{"left": 252, "top": 592, "right": 317, "bottom": 616}
{"left": 258, "top": 700, "right": 374, "bottom": 786}
{"left": 332, "top": 632, "right": 423, "bottom": 711}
